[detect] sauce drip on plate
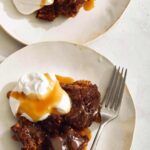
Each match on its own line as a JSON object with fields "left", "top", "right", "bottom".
{"left": 40, "top": 0, "right": 46, "bottom": 7}
{"left": 80, "top": 128, "right": 92, "bottom": 140}
{"left": 80, "top": 128, "right": 92, "bottom": 150}
{"left": 56, "top": 75, "right": 74, "bottom": 84}
{"left": 84, "top": 0, "right": 95, "bottom": 11}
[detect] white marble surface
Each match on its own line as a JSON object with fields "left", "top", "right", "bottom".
{"left": 0, "top": 0, "right": 150, "bottom": 149}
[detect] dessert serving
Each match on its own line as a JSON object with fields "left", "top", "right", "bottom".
{"left": 7, "top": 72, "right": 101, "bottom": 150}
{"left": 13, "top": 0, "right": 95, "bottom": 21}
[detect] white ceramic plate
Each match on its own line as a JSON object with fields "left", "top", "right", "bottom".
{"left": 0, "top": 42, "right": 135, "bottom": 150}
{"left": 0, "top": 0, "right": 130, "bottom": 45}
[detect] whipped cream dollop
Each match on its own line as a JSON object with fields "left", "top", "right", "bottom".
{"left": 17, "top": 73, "right": 55, "bottom": 98}
{"left": 9, "top": 73, "right": 71, "bottom": 122}
{"left": 13, "top": 0, "right": 54, "bottom": 15}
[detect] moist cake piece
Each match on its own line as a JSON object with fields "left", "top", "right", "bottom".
{"left": 36, "top": 0, "right": 87, "bottom": 21}
{"left": 11, "top": 117, "right": 45, "bottom": 150}
{"left": 11, "top": 80, "right": 101, "bottom": 150}
{"left": 11, "top": 117, "right": 88, "bottom": 150}
{"left": 62, "top": 80, "right": 101, "bottom": 129}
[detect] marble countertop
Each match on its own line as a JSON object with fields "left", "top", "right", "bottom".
{"left": 0, "top": 0, "right": 150, "bottom": 149}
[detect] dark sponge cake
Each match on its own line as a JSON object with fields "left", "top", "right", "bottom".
{"left": 11, "top": 117, "right": 45, "bottom": 150}
{"left": 36, "top": 0, "right": 87, "bottom": 21}
{"left": 11, "top": 117, "right": 88, "bottom": 150}
{"left": 11, "top": 80, "right": 101, "bottom": 150}
{"left": 61, "top": 80, "right": 101, "bottom": 129}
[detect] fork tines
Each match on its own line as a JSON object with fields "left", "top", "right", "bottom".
{"left": 102, "top": 66, "right": 127, "bottom": 111}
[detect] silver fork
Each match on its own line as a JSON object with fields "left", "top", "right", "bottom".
{"left": 90, "top": 66, "right": 127, "bottom": 150}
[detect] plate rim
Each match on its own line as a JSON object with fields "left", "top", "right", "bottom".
{"left": 0, "top": 41, "right": 136, "bottom": 149}
{"left": 0, "top": 0, "right": 131, "bottom": 45}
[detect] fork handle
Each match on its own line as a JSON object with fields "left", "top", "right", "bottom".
{"left": 90, "top": 123, "right": 105, "bottom": 150}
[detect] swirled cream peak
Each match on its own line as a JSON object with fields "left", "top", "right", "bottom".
{"left": 9, "top": 72, "right": 72, "bottom": 122}
{"left": 13, "top": 0, "right": 54, "bottom": 15}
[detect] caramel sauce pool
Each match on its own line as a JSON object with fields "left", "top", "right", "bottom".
{"left": 84, "top": 0, "right": 95, "bottom": 11}
{"left": 10, "top": 74, "right": 73, "bottom": 122}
